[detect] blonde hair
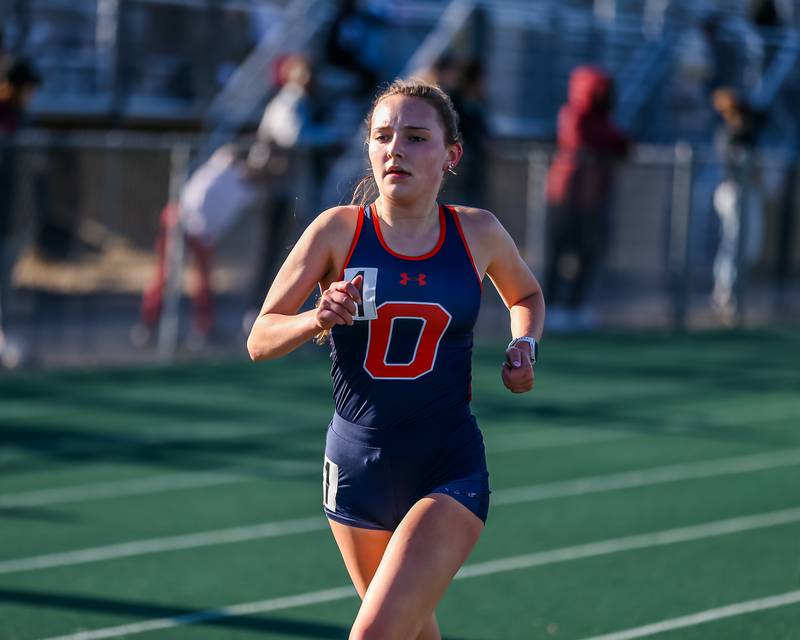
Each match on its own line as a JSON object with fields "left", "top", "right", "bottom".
{"left": 351, "top": 77, "right": 462, "bottom": 206}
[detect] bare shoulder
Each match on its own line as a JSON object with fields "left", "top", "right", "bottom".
{"left": 308, "top": 204, "right": 360, "bottom": 240}
{"left": 259, "top": 205, "right": 360, "bottom": 313}
{"left": 452, "top": 205, "right": 513, "bottom": 245}
{"left": 299, "top": 204, "right": 360, "bottom": 257}
{"left": 305, "top": 205, "right": 361, "bottom": 286}
{"left": 450, "top": 205, "right": 503, "bottom": 235}
{"left": 449, "top": 206, "right": 511, "bottom": 277}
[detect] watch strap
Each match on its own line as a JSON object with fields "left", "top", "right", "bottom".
{"left": 507, "top": 337, "right": 538, "bottom": 364}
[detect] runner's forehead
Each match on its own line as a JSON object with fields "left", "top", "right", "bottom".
{"left": 370, "top": 96, "right": 440, "bottom": 132}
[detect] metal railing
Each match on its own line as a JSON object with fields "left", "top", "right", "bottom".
{"left": 0, "top": 131, "right": 797, "bottom": 368}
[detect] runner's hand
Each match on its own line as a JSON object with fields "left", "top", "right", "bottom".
{"left": 501, "top": 342, "right": 534, "bottom": 393}
{"left": 315, "top": 275, "right": 363, "bottom": 330}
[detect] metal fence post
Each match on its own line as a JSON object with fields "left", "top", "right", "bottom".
{"left": 525, "top": 148, "right": 549, "bottom": 269}
{"left": 668, "top": 141, "right": 694, "bottom": 330}
{"left": 732, "top": 150, "right": 753, "bottom": 327}
{"left": 157, "top": 144, "right": 190, "bottom": 361}
{"left": 776, "top": 156, "right": 798, "bottom": 283}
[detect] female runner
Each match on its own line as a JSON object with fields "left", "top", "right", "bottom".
{"left": 247, "top": 78, "right": 544, "bottom": 640}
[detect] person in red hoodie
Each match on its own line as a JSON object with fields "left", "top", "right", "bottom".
{"left": 544, "top": 65, "right": 630, "bottom": 329}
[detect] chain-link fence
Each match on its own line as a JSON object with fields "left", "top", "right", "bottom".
{"left": 485, "top": 141, "right": 799, "bottom": 332}
{"left": 0, "top": 132, "right": 798, "bottom": 368}
{"left": 0, "top": 130, "right": 269, "bottom": 367}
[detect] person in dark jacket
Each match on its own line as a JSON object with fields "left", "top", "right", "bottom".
{"left": 544, "top": 65, "right": 630, "bottom": 329}
{"left": 0, "top": 59, "right": 41, "bottom": 133}
{"left": 0, "top": 59, "right": 40, "bottom": 366}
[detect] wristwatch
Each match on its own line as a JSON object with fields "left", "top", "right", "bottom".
{"left": 507, "top": 337, "right": 538, "bottom": 365}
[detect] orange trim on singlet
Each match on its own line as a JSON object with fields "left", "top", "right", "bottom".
{"left": 449, "top": 205, "right": 483, "bottom": 289}
{"left": 338, "top": 205, "right": 365, "bottom": 279}
{"left": 370, "top": 203, "right": 446, "bottom": 261}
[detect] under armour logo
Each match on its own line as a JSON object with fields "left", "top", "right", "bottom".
{"left": 399, "top": 272, "right": 427, "bottom": 286}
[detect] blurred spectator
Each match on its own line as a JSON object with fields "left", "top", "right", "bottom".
{"left": 669, "top": 21, "right": 716, "bottom": 136}
{"left": 322, "top": 0, "right": 382, "bottom": 97}
{"left": 544, "top": 65, "right": 630, "bottom": 330}
{"left": 701, "top": 12, "right": 764, "bottom": 95}
{"left": 0, "top": 31, "right": 9, "bottom": 79}
{"left": 256, "top": 56, "right": 338, "bottom": 153}
{"left": 750, "top": 0, "right": 781, "bottom": 28}
{"left": 710, "top": 87, "right": 766, "bottom": 324}
{"left": 0, "top": 58, "right": 41, "bottom": 132}
{"left": 244, "top": 54, "right": 344, "bottom": 331}
{"left": 699, "top": 13, "right": 742, "bottom": 92}
{"left": 425, "top": 53, "right": 461, "bottom": 94}
{"left": 0, "top": 61, "right": 83, "bottom": 264}
{"left": 0, "top": 58, "right": 40, "bottom": 364}
{"left": 748, "top": 0, "right": 783, "bottom": 74}
{"left": 430, "top": 55, "right": 492, "bottom": 207}
{"left": 133, "top": 144, "right": 263, "bottom": 348}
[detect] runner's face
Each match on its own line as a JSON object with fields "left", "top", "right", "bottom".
{"left": 368, "top": 95, "right": 458, "bottom": 204}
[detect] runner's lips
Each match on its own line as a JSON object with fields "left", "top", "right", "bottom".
{"left": 385, "top": 166, "right": 411, "bottom": 176}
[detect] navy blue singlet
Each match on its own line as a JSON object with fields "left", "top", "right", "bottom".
{"left": 331, "top": 203, "right": 482, "bottom": 424}
{"left": 323, "top": 203, "right": 490, "bottom": 530}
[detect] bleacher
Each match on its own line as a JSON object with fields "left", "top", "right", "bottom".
{"left": 3, "top": 0, "right": 799, "bottom": 139}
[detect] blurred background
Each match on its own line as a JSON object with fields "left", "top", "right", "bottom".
{"left": 1, "top": 0, "right": 799, "bottom": 368}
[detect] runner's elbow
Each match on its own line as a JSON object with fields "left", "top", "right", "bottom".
{"left": 246, "top": 335, "right": 268, "bottom": 361}
{"left": 246, "top": 322, "right": 275, "bottom": 361}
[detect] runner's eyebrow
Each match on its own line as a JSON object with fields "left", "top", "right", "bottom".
{"left": 372, "top": 125, "right": 432, "bottom": 132}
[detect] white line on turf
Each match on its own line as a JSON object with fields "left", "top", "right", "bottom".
{"left": 487, "top": 429, "right": 636, "bottom": 453}
{"left": 0, "top": 429, "right": 635, "bottom": 508}
{"left": 0, "top": 517, "right": 328, "bottom": 575}
{"left": 0, "top": 473, "right": 244, "bottom": 509}
{"left": 36, "top": 586, "right": 358, "bottom": 640}
{"left": 578, "top": 589, "right": 800, "bottom": 640}
{"left": 12, "top": 394, "right": 800, "bottom": 509}
{"left": 682, "top": 402, "right": 800, "bottom": 424}
{"left": 35, "top": 507, "right": 800, "bottom": 640}
{"left": 5, "top": 448, "right": 800, "bottom": 575}
{"left": 492, "top": 447, "right": 800, "bottom": 505}
{"left": 0, "top": 461, "right": 318, "bottom": 509}
{"left": 454, "top": 506, "right": 800, "bottom": 579}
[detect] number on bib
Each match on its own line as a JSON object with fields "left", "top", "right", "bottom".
{"left": 323, "top": 456, "right": 338, "bottom": 511}
{"left": 364, "top": 302, "right": 451, "bottom": 380}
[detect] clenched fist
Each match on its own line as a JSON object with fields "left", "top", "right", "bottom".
{"left": 315, "top": 275, "right": 363, "bottom": 330}
{"left": 501, "top": 342, "right": 534, "bottom": 393}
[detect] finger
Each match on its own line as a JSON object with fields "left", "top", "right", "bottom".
{"left": 332, "top": 276, "right": 363, "bottom": 303}
{"left": 321, "top": 291, "right": 357, "bottom": 324}
{"left": 317, "top": 301, "right": 352, "bottom": 327}
{"left": 501, "top": 365, "right": 515, "bottom": 389}
{"left": 515, "top": 373, "right": 533, "bottom": 392}
{"left": 329, "top": 291, "right": 358, "bottom": 316}
{"left": 502, "top": 365, "right": 534, "bottom": 393}
{"left": 505, "top": 367, "right": 526, "bottom": 388}
{"left": 505, "top": 347, "right": 522, "bottom": 369}
{"left": 316, "top": 308, "right": 346, "bottom": 329}
{"left": 318, "top": 309, "right": 349, "bottom": 327}
{"left": 349, "top": 274, "right": 364, "bottom": 301}
{"left": 329, "top": 300, "right": 355, "bottom": 325}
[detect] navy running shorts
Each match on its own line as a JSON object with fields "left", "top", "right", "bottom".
{"left": 322, "top": 411, "right": 491, "bottom": 531}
